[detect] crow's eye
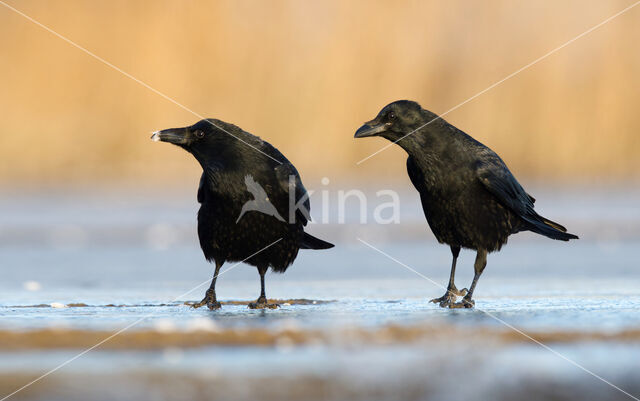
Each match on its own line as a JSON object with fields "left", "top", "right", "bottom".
{"left": 389, "top": 112, "right": 396, "bottom": 120}
{"left": 195, "top": 130, "right": 205, "bottom": 138}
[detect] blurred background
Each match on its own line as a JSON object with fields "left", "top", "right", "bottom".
{"left": 1, "top": 0, "right": 639, "bottom": 187}
{"left": 1, "top": 2, "right": 640, "bottom": 401}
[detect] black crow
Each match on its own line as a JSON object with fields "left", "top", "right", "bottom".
{"left": 355, "top": 100, "right": 578, "bottom": 308}
{"left": 152, "top": 119, "right": 333, "bottom": 309}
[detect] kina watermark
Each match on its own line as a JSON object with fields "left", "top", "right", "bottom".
{"left": 236, "top": 175, "right": 401, "bottom": 225}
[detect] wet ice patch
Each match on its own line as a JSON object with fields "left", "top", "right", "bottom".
{"left": 185, "top": 318, "right": 220, "bottom": 332}
{"left": 23, "top": 281, "right": 42, "bottom": 291}
{"left": 146, "top": 223, "right": 177, "bottom": 250}
{"left": 162, "top": 347, "right": 184, "bottom": 364}
{"left": 48, "top": 224, "right": 88, "bottom": 249}
{"left": 153, "top": 318, "right": 177, "bottom": 333}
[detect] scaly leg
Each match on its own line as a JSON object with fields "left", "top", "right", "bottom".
{"left": 450, "top": 249, "right": 487, "bottom": 309}
{"left": 192, "top": 260, "right": 223, "bottom": 310}
{"left": 249, "top": 264, "right": 278, "bottom": 309}
{"left": 430, "top": 246, "right": 467, "bottom": 307}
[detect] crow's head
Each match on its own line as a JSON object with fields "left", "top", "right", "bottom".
{"left": 152, "top": 119, "right": 238, "bottom": 165}
{"left": 354, "top": 100, "right": 430, "bottom": 142}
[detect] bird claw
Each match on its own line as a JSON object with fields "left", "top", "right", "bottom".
{"left": 190, "top": 301, "right": 205, "bottom": 309}
{"left": 429, "top": 293, "right": 457, "bottom": 307}
{"left": 449, "top": 297, "right": 475, "bottom": 309}
{"left": 206, "top": 301, "right": 222, "bottom": 310}
{"left": 430, "top": 286, "right": 468, "bottom": 308}
{"left": 248, "top": 302, "right": 279, "bottom": 310}
{"left": 190, "top": 298, "right": 221, "bottom": 310}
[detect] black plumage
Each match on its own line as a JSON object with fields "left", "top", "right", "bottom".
{"left": 355, "top": 100, "right": 578, "bottom": 308}
{"left": 152, "top": 119, "right": 333, "bottom": 309}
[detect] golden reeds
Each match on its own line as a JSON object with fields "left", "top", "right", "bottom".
{"left": 0, "top": 0, "right": 638, "bottom": 184}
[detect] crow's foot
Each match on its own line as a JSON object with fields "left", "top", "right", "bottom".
{"left": 248, "top": 297, "right": 279, "bottom": 309}
{"left": 430, "top": 292, "right": 457, "bottom": 307}
{"left": 248, "top": 301, "right": 279, "bottom": 309}
{"left": 191, "top": 296, "right": 221, "bottom": 310}
{"left": 449, "top": 296, "right": 475, "bottom": 309}
{"left": 430, "top": 286, "right": 468, "bottom": 307}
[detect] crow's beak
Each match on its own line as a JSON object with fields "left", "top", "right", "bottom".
{"left": 354, "top": 121, "right": 389, "bottom": 138}
{"left": 151, "top": 128, "right": 189, "bottom": 145}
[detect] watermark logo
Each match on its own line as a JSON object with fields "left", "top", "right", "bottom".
{"left": 236, "top": 175, "right": 285, "bottom": 223}
{"left": 236, "top": 175, "right": 401, "bottom": 225}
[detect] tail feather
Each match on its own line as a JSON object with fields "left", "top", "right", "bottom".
{"left": 299, "top": 232, "right": 334, "bottom": 250}
{"left": 540, "top": 217, "right": 567, "bottom": 232}
{"left": 526, "top": 215, "right": 578, "bottom": 241}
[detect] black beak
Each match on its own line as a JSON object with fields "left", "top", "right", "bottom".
{"left": 354, "top": 121, "right": 389, "bottom": 138}
{"left": 151, "top": 128, "right": 189, "bottom": 145}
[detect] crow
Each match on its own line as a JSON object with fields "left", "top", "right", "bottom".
{"left": 355, "top": 100, "right": 578, "bottom": 308}
{"left": 152, "top": 119, "right": 333, "bottom": 309}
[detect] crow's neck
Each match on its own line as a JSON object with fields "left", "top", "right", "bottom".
{"left": 395, "top": 128, "right": 444, "bottom": 169}
{"left": 188, "top": 147, "right": 227, "bottom": 171}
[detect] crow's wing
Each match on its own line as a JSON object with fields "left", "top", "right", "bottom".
{"left": 274, "top": 162, "right": 311, "bottom": 225}
{"left": 199, "top": 122, "right": 311, "bottom": 225}
{"left": 476, "top": 155, "right": 577, "bottom": 240}
{"left": 238, "top": 127, "right": 311, "bottom": 225}
{"left": 475, "top": 157, "right": 536, "bottom": 219}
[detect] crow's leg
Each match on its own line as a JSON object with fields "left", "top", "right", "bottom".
{"left": 430, "top": 246, "right": 467, "bottom": 307}
{"left": 192, "top": 260, "right": 223, "bottom": 310}
{"left": 451, "top": 249, "right": 487, "bottom": 309}
{"left": 249, "top": 264, "right": 278, "bottom": 309}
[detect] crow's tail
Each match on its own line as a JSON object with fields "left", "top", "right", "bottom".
{"left": 526, "top": 214, "right": 579, "bottom": 241}
{"left": 299, "top": 232, "right": 334, "bottom": 250}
